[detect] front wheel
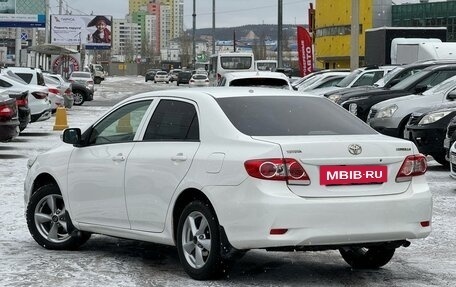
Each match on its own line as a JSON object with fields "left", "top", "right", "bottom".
{"left": 339, "top": 246, "right": 396, "bottom": 269}
{"left": 26, "top": 184, "right": 91, "bottom": 250}
{"left": 177, "top": 201, "right": 226, "bottom": 280}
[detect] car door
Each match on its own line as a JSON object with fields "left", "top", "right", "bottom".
{"left": 125, "top": 99, "right": 200, "bottom": 232}
{"left": 67, "top": 100, "right": 153, "bottom": 228}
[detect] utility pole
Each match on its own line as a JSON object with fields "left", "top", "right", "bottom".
{"left": 350, "top": 0, "right": 360, "bottom": 70}
{"left": 277, "top": 0, "right": 283, "bottom": 68}
{"left": 192, "top": 0, "right": 196, "bottom": 69}
{"left": 59, "top": 0, "right": 63, "bottom": 14}
{"left": 212, "top": 0, "right": 215, "bottom": 55}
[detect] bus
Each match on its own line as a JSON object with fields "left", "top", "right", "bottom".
{"left": 254, "top": 60, "right": 278, "bottom": 72}
{"left": 209, "top": 52, "right": 255, "bottom": 83}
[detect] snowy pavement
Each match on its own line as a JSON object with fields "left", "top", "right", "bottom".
{"left": 0, "top": 76, "right": 455, "bottom": 286}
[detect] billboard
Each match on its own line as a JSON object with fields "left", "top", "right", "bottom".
{"left": 0, "top": 0, "right": 46, "bottom": 28}
{"left": 51, "top": 15, "right": 112, "bottom": 50}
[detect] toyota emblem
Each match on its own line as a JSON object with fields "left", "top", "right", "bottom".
{"left": 348, "top": 144, "right": 362, "bottom": 155}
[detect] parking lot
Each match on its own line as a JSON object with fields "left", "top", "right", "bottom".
{"left": 1, "top": 76, "right": 455, "bottom": 286}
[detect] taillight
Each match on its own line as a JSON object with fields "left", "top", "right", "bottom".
{"left": 396, "top": 154, "right": 427, "bottom": 182}
{"left": 31, "top": 91, "right": 48, "bottom": 99}
{"left": 16, "top": 98, "right": 28, "bottom": 106}
{"left": 0, "top": 105, "right": 13, "bottom": 118}
{"left": 217, "top": 73, "right": 221, "bottom": 82}
{"left": 190, "top": 80, "right": 195, "bottom": 83}
{"left": 88, "top": 80, "right": 94, "bottom": 85}
{"left": 244, "top": 158, "right": 310, "bottom": 185}
{"left": 48, "top": 88, "right": 60, "bottom": 95}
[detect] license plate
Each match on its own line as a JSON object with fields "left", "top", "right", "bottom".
{"left": 320, "top": 165, "right": 388, "bottom": 185}
{"left": 444, "top": 138, "right": 450, "bottom": 149}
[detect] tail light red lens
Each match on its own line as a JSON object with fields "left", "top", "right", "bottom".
{"left": 0, "top": 105, "right": 14, "bottom": 118}
{"left": 244, "top": 158, "right": 310, "bottom": 185}
{"left": 31, "top": 91, "right": 48, "bottom": 99}
{"left": 396, "top": 154, "right": 427, "bottom": 182}
{"left": 88, "top": 81, "right": 94, "bottom": 85}
{"left": 16, "top": 98, "right": 28, "bottom": 106}
{"left": 48, "top": 88, "right": 60, "bottom": 95}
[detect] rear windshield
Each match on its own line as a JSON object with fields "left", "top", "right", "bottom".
{"left": 193, "top": 74, "right": 207, "bottom": 80}
{"left": 229, "top": 78, "right": 289, "bottom": 89}
{"left": 216, "top": 96, "right": 375, "bottom": 136}
{"left": 71, "top": 72, "right": 91, "bottom": 78}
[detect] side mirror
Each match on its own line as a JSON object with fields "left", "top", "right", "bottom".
{"left": 414, "top": 83, "right": 428, "bottom": 94}
{"left": 62, "top": 128, "right": 82, "bottom": 146}
{"left": 447, "top": 90, "right": 456, "bottom": 101}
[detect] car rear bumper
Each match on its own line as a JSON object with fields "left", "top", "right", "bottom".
{"left": 0, "top": 121, "right": 19, "bottom": 141}
{"left": 368, "top": 117, "right": 402, "bottom": 137}
{"left": 207, "top": 179, "right": 432, "bottom": 250}
{"left": 408, "top": 126, "right": 445, "bottom": 156}
{"left": 31, "top": 108, "right": 52, "bottom": 122}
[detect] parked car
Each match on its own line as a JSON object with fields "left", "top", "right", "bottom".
{"left": 404, "top": 102, "right": 456, "bottom": 166}
{"left": 44, "top": 73, "right": 74, "bottom": 109}
{"left": 0, "top": 92, "right": 19, "bottom": 142}
{"left": 189, "top": 73, "right": 210, "bottom": 87}
{"left": 3, "top": 66, "right": 46, "bottom": 87}
{"left": 297, "top": 72, "right": 350, "bottom": 92}
{"left": 0, "top": 71, "right": 51, "bottom": 123}
{"left": 291, "top": 69, "right": 351, "bottom": 90}
{"left": 145, "top": 69, "right": 162, "bottom": 82}
{"left": 368, "top": 75, "right": 456, "bottom": 138}
{"left": 218, "top": 71, "right": 292, "bottom": 90}
{"left": 176, "top": 71, "right": 192, "bottom": 86}
{"left": 7, "top": 90, "right": 30, "bottom": 132}
{"left": 169, "top": 69, "right": 182, "bottom": 82}
{"left": 444, "top": 115, "right": 456, "bottom": 165}
{"left": 43, "top": 75, "right": 64, "bottom": 112}
{"left": 449, "top": 132, "right": 456, "bottom": 177}
{"left": 340, "top": 64, "right": 456, "bottom": 122}
{"left": 325, "top": 59, "right": 456, "bottom": 101}
{"left": 68, "top": 72, "right": 95, "bottom": 105}
{"left": 310, "top": 66, "right": 394, "bottom": 96}
{"left": 24, "top": 88, "right": 431, "bottom": 280}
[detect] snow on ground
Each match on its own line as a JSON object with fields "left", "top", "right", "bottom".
{"left": 0, "top": 76, "right": 455, "bottom": 286}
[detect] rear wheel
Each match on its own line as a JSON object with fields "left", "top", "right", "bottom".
{"left": 73, "top": 91, "right": 85, "bottom": 106}
{"left": 177, "top": 201, "right": 227, "bottom": 280}
{"left": 26, "top": 184, "right": 91, "bottom": 250}
{"left": 339, "top": 246, "right": 396, "bottom": 269}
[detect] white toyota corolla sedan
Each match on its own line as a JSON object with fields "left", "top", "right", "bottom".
{"left": 24, "top": 88, "right": 432, "bottom": 280}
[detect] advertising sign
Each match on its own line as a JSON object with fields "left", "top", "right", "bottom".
{"left": 297, "top": 26, "right": 313, "bottom": 77}
{"left": 0, "top": 0, "right": 46, "bottom": 28}
{"left": 51, "top": 54, "right": 81, "bottom": 75}
{"left": 51, "top": 15, "right": 112, "bottom": 50}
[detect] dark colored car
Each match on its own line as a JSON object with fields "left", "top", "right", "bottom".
{"left": 444, "top": 115, "right": 456, "bottom": 162}
{"left": 404, "top": 102, "right": 456, "bottom": 166}
{"left": 341, "top": 64, "right": 456, "bottom": 122}
{"left": 145, "top": 69, "right": 162, "bottom": 82}
{"left": 71, "top": 81, "right": 94, "bottom": 106}
{"left": 0, "top": 94, "right": 19, "bottom": 142}
{"left": 8, "top": 90, "right": 30, "bottom": 132}
{"left": 176, "top": 71, "right": 192, "bottom": 86}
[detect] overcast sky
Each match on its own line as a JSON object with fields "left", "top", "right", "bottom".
{"left": 50, "top": 0, "right": 438, "bottom": 29}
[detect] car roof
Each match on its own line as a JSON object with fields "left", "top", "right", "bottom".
{"left": 223, "top": 71, "right": 290, "bottom": 80}
{"left": 125, "top": 87, "right": 317, "bottom": 103}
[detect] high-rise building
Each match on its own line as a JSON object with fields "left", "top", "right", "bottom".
{"left": 112, "top": 19, "right": 142, "bottom": 60}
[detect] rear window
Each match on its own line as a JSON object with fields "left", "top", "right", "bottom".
{"left": 71, "top": 72, "right": 91, "bottom": 78}
{"left": 229, "top": 78, "right": 289, "bottom": 89}
{"left": 216, "top": 96, "right": 375, "bottom": 136}
{"left": 15, "top": 73, "right": 33, "bottom": 84}
{"left": 193, "top": 74, "right": 207, "bottom": 80}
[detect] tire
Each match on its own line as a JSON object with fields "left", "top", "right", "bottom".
{"left": 177, "top": 82, "right": 180, "bottom": 86}
{"left": 432, "top": 153, "right": 449, "bottom": 167}
{"left": 166, "top": 81, "right": 169, "bottom": 84}
{"left": 26, "top": 184, "right": 91, "bottom": 250}
{"left": 177, "top": 201, "right": 227, "bottom": 280}
{"left": 73, "top": 91, "right": 85, "bottom": 106}
{"left": 94, "top": 78, "right": 102, "bottom": 84}
{"left": 154, "top": 81, "right": 157, "bottom": 83}
{"left": 339, "top": 246, "right": 396, "bottom": 269}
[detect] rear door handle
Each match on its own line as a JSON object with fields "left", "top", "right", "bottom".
{"left": 171, "top": 153, "right": 187, "bottom": 162}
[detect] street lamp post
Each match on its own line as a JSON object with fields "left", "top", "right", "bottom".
{"left": 192, "top": 0, "right": 196, "bottom": 69}
{"left": 277, "top": 0, "right": 283, "bottom": 68}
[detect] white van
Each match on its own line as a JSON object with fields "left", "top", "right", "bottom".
{"left": 395, "top": 42, "right": 456, "bottom": 65}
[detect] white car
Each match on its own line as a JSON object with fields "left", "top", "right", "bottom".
{"left": 189, "top": 73, "right": 210, "bottom": 87}
{"left": 368, "top": 75, "right": 456, "bottom": 138}
{"left": 154, "top": 71, "right": 170, "bottom": 83}
{"left": 0, "top": 71, "right": 51, "bottom": 122}
{"left": 43, "top": 75, "right": 65, "bottom": 112}
{"left": 219, "top": 71, "right": 292, "bottom": 90}
{"left": 24, "top": 88, "right": 432, "bottom": 280}
{"left": 297, "top": 71, "right": 350, "bottom": 92}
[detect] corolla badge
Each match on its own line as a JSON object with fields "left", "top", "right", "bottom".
{"left": 348, "top": 144, "right": 362, "bottom": 155}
